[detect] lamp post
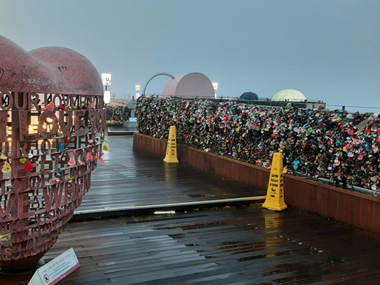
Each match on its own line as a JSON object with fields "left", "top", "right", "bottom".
{"left": 212, "top": 82, "right": 218, "bottom": 99}
{"left": 102, "top": 73, "right": 112, "bottom": 104}
{"left": 135, "top": 84, "right": 141, "bottom": 100}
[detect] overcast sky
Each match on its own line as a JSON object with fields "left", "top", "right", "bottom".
{"left": 1, "top": 0, "right": 379, "bottom": 112}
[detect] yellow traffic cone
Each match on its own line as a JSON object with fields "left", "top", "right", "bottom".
{"left": 163, "top": 126, "right": 179, "bottom": 163}
{"left": 262, "top": 152, "right": 287, "bottom": 211}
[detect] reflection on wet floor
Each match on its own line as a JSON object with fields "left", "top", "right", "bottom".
{"left": 80, "top": 135, "right": 264, "bottom": 211}
{"left": 36, "top": 204, "right": 380, "bottom": 284}
{"left": 5, "top": 134, "right": 380, "bottom": 284}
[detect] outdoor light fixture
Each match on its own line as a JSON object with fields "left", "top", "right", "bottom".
{"left": 101, "top": 73, "right": 112, "bottom": 89}
{"left": 213, "top": 82, "right": 218, "bottom": 98}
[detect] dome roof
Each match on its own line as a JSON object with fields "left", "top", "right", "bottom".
{"left": 0, "top": 35, "right": 102, "bottom": 95}
{"left": 240, "top": 92, "right": 258, "bottom": 100}
{"left": 162, "top": 72, "right": 215, "bottom": 98}
{"left": 272, "top": 89, "right": 306, "bottom": 102}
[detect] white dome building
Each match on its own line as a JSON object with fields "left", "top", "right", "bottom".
{"left": 162, "top": 72, "right": 215, "bottom": 99}
{"left": 272, "top": 89, "right": 307, "bottom": 102}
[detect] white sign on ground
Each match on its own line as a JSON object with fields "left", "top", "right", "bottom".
{"left": 28, "top": 248, "right": 80, "bottom": 285}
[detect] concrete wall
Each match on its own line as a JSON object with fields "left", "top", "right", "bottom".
{"left": 134, "top": 133, "right": 380, "bottom": 234}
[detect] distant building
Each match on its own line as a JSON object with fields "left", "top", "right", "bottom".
{"left": 162, "top": 72, "right": 215, "bottom": 99}
{"left": 240, "top": 92, "right": 258, "bottom": 100}
{"left": 216, "top": 87, "right": 325, "bottom": 110}
{"left": 272, "top": 89, "right": 307, "bottom": 102}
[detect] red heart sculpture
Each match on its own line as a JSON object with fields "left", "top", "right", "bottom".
{"left": 0, "top": 36, "right": 104, "bottom": 95}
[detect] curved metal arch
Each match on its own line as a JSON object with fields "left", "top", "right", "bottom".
{"left": 142, "top": 73, "right": 174, "bottom": 96}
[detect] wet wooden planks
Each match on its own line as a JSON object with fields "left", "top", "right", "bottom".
{"left": 5, "top": 204, "right": 380, "bottom": 284}
{"left": 79, "top": 135, "right": 264, "bottom": 212}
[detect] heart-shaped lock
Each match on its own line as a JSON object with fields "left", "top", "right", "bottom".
{"left": 42, "top": 101, "right": 54, "bottom": 111}
{"left": 1, "top": 154, "right": 7, "bottom": 160}
{"left": 68, "top": 157, "right": 76, "bottom": 166}
{"left": 103, "top": 144, "right": 109, "bottom": 151}
{"left": 57, "top": 144, "right": 65, "bottom": 152}
{"left": 20, "top": 158, "right": 27, "bottom": 163}
{"left": 24, "top": 161, "right": 33, "bottom": 171}
{"left": 86, "top": 152, "right": 94, "bottom": 161}
{"left": 2, "top": 162, "right": 11, "bottom": 173}
{"left": 98, "top": 157, "right": 105, "bottom": 164}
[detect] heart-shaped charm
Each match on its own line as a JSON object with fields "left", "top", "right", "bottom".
{"left": 72, "top": 150, "right": 77, "bottom": 155}
{"left": 20, "top": 158, "right": 27, "bottom": 163}
{"left": 2, "top": 162, "right": 11, "bottom": 173}
{"left": 86, "top": 152, "right": 93, "bottom": 161}
{"left": 24, "top": 161, "right": 33, "bottom": 171}
{"left": 98, "top": 157, "right": 105, "bottom": 164}
{"left": 57, "top": 144, "right": 65, "bottom": 152}
{"left": 103, "top": 144, "right": 109, "bottom": 151}
{"left": 68, "top": 157, "right": 76, "bottom": 166}
{"left": 43, "top": 101, "right": 55, "bottom": 111}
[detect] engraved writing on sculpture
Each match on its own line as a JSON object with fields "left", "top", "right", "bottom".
{"left": 0, "top": 92, "right": 105, "bottom": 263}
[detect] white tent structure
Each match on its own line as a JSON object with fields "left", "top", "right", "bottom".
{"left": 162, "top": 72, "right": 215, "bottom": 99}
{"left": 272, "top": 89, "right": 307, "bottom": 102}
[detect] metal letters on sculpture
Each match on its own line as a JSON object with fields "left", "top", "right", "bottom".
{"left": 0, "top": 36, "right": 106, "bottom": 272}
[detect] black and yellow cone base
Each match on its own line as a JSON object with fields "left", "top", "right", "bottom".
{"left": 163, "top": 126, "right": 179, "bottom": 163}
{"left": 262, "top": 152, "right": 287, "bottom": 211}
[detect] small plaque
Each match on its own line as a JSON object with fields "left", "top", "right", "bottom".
{"left": 28, "top": 248, "right": 80, "bottom": 285}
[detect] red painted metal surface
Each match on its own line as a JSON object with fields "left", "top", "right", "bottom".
{"left": 0, "top": 36, "right": 106, "bottom": 272}
{"left": 134, "top": 133, "right": 380, "bottom": 234}
{"left": 0, "top": 35, "right": 103, "bottom": 95}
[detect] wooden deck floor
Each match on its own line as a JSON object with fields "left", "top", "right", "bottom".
{"left": 5, "top": 205, "right": 380, "bottom": 284}
{"left": 3, "top": 135, "right": 380, "bottom": 284}
{"left": 79, "top": 135, "right": 265, "bottom": 213}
